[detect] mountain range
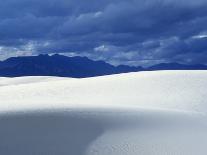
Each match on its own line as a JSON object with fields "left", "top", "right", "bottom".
{"left": 0, "top": 54, "right": 206, "bottom": 77}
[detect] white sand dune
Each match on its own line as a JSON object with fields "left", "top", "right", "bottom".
{"left": 0, "top": 70, "right": 207, "bottom": 155}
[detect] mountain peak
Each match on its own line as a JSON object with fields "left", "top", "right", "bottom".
{"left": 0, "top": 54, "right": 207, "bottom": 78}
{"left": 0, "top": 54, "right": 142, "bottom": 77}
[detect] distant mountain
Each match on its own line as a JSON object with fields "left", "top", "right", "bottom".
{"left": 0, "top": 54, "right": 206, "bottom": 77}
{"left": 147, "top": 63, "right": 207, "bottom": 70}
{"left": 0, "top": 54, "right": 143, "bottom": 77}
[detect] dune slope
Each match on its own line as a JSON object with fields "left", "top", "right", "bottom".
{"left": 0, "top": 71, "right": 207, "bottom": 155}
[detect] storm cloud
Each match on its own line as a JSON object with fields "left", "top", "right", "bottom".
{"left": 0, "top": 0, "right": 207, "bottom": 66}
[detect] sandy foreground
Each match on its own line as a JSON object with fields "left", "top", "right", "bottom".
{"left": 0, "top": 70, "right": 207, "bottom": 155}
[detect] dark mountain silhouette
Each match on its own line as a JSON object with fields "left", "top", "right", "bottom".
{"left": 0, "top": 54, "right": 206, "bottom": 78}
{"left": 0, "top": 54, "right": 143, "bottom": 77}
{"left": 147, "top": 63, "right": 207, "bottom": 70}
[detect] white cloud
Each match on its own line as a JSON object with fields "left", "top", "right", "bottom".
{"left": 94, "top": 45, "right": 110, "bottom": 52}
{"left": 192, "top": 32, "right": 207, "bottom": 39}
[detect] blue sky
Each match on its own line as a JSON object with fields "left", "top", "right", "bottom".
{"left": 0, "top": 0, "right": 207, "bottom": 66}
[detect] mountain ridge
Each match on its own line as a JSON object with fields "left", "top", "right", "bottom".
{"left": 0, "top": 54, "right": 206, "bottom": 77}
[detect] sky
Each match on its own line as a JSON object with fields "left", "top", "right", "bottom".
{"left": 0, "top": 0, "right": 207, "bottom": 66}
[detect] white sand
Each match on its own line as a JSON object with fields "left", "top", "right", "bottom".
{"left": 0, "top": 70, "right": 207, "bottom": 155}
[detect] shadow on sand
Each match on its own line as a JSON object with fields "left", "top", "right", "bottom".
{"left": 0, "top": 111, "right": 104, "bottom": 155}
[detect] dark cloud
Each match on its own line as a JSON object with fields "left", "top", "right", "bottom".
{"left": 0, "top": 0, "right": 207, "bottom": 66}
